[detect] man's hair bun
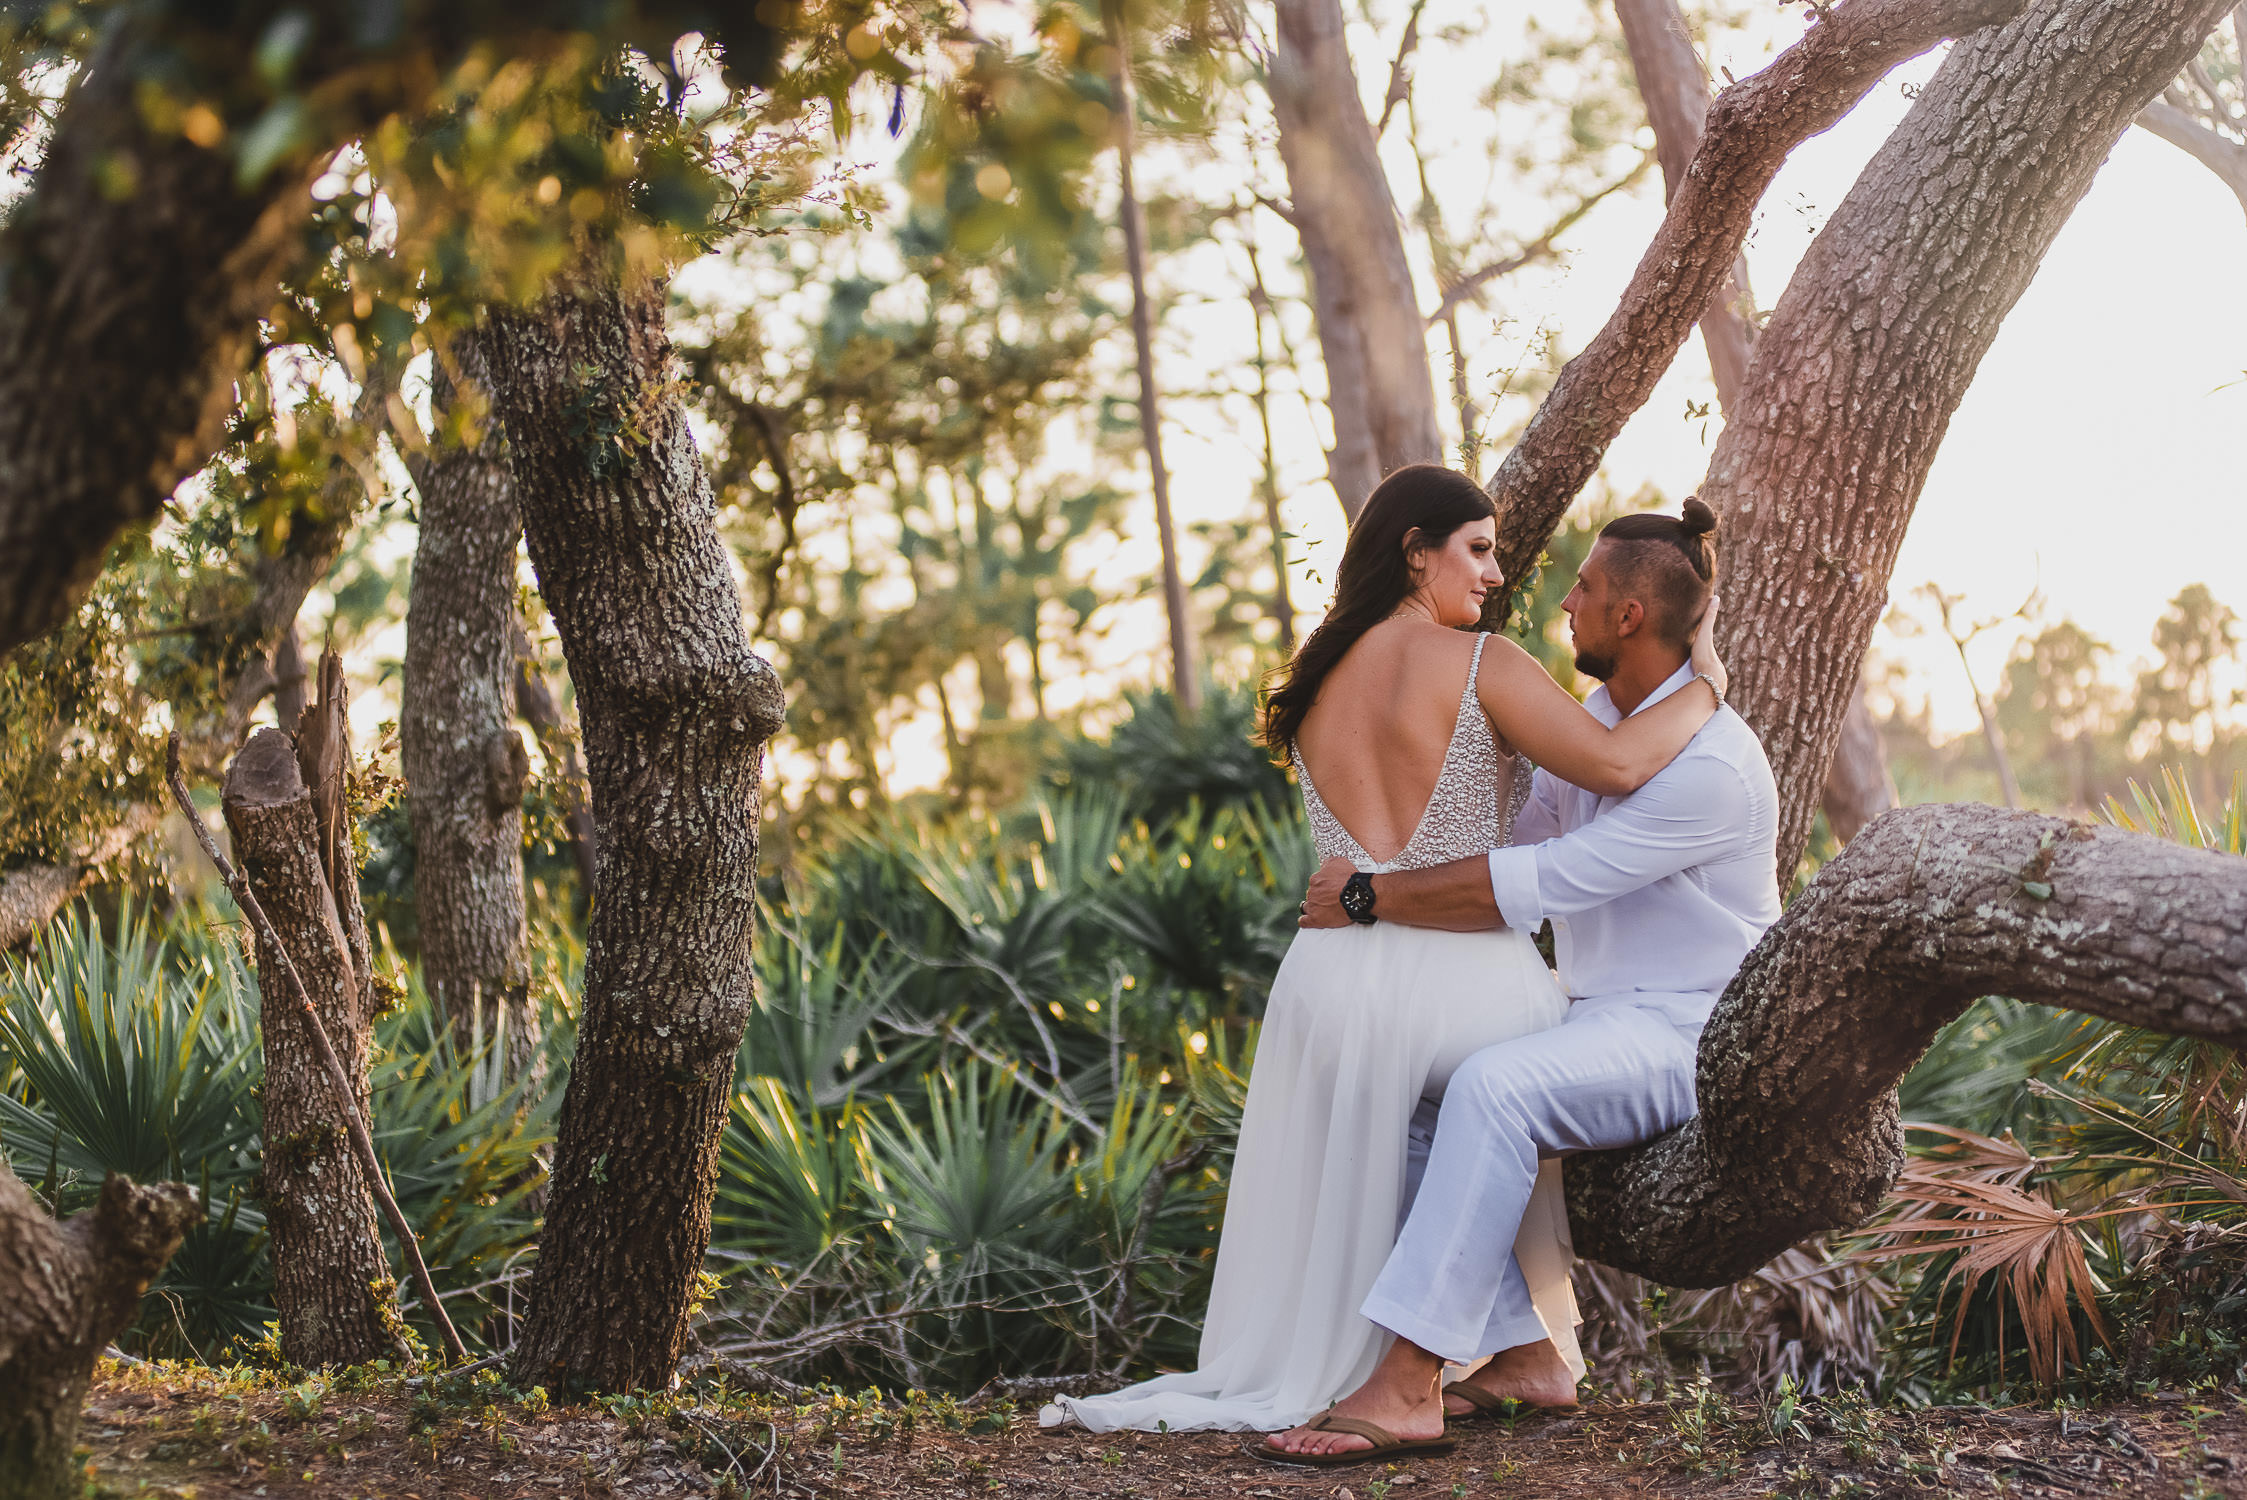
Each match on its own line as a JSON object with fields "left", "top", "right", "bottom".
{"left": 1680, "top": 496, "right": 1718, "bottom": 535}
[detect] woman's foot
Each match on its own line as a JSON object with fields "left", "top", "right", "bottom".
{"left": 1265, "top": 1345, "right": 1446, "bottom": 1459}
{"left": 1440, "top": 1338, "right": 1578, "bottom": 1417}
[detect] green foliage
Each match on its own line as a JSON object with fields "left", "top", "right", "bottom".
{"left": 0, "top": 902, "right": 561, "bottom": 1360}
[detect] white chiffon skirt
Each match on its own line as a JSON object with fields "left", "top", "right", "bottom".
{"left": 1045, "top": 921, "right": 1581, "bottom": 1433}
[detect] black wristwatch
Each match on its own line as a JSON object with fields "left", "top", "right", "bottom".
{"left": 1340, "top": 872, "right": 1378, "bottom": 925}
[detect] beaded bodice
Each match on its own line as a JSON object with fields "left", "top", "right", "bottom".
{"left": 1291, "top": 633, "right": 1535, "bottom": 873}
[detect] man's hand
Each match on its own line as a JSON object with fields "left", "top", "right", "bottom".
{"left": 1300, "top": 856, "right": 1356, "bottom": 928}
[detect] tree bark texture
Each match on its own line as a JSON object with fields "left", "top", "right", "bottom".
{"left": 1484, "top": 0, "right": 2034, "bottom": 596}
{"left": 479, "top": 273, "right": 785, "bottom": 1394}
{"left": 222, "top": 727, "right": 401, "bottom": 1366}
{"left": 1705, "top": 0, "right": 2237, "bottom": 877}
{"left": 0, "top": 1169, "right": 199, "bottom": 1500}
{"left": 1269, "top": 0, "right": 1444, "bottom": 517}
{"left": 402, "top": 340, "right": 537, "bottom": 1077}
{"left": 1613, "top": 0, "right": 1899, "bottom": 846}
{"left": 0, "top": 2, "right": 786, "bottom": 659}
{"left": 512, "top": 625, "right": 601, "bottom": 895}
{"left": 1566, "top": 802, "right": 2247, "bottom": 1287}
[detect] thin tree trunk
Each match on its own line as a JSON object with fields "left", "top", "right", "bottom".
{"left": 0, "top": 1169, "right": 199, "bottom": 1500}
{"left": 272, "top": 620, "right": 309, "bottom": 733}
{"left": 1706, "top": 0, "right": 2235, "bottom": 874}
{"left": 1267, "top": 0, "right": 1444, "bottom": 518}
{"left": 1615, "top": 0, "right": 1899, "bottom": 846}
{"left": 402, "top": 339, "right": 537, "bottom": 1079}
{"left": 222, "top": 725, "right": 402, "bottom": 1366}
{"left": 1566, "top": 802, "right": 2247, "bottom": 1285}
{"left": 1245, "top": 246, "right": 1298, "bottom": 654}
{"left": 1821, "top": 683, "right": 1899, "bottom": 843}
{"left": 482, "top": 271, "right": 784, "bottom": 1394}
{"left": 1107, "top": 2, "right": 1201, "bottom": 710}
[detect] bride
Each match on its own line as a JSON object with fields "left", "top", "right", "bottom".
{"left": 1044, "top": 465, "right": 1721, "bottom": 1437}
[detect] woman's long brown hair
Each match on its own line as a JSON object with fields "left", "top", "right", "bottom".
{"left": 1260, "top": 464, "right": 1497, "bottom": 756}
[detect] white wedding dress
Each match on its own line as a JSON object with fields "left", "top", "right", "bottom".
{"left": 1045, "top": 633, "right": 1583, "bottom": 1434}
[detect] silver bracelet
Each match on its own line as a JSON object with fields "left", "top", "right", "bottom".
{"left": 1695, "top": 670, "right": 1725, "bottom": 704}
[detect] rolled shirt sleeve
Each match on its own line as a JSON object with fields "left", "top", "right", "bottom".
{"left": 1485, "top": 755, "right": 1750, "bottom": 927}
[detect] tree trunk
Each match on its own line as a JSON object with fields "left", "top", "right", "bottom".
{"left": 1566, "top": 802, "right": 2247, "bottom": 1286}
{"left": 1106, "top": 3, "right": 1202, "bottom": 709}
{"left": 0, "top": 1169, "right": 199, "bottom": 1500}
{"left": 1485, "top": 0, "right": 2037, "bottom": 598}
{"left": 0, "top": 5, "right": 787, "bottom": 659}
{"left": 1269, "top": 0, "right": 1443, "bottom": 517}
{"left": 1614, "top": 0, "right": 1900, "bottom": 846}
{"left": 0, "top": 22, "right": 316, "bottom": 657}
{"left": 512, "top": 625, "right": 601, "bottom": 896}
{"left": 1706, "top": 0, "right": 2236, "bottom": 876}
{"left": 480, "top": 272, "right": 784, "bottom": 1394}
{"left": 222, "top": 726, "right": 401, "bottom": 1366}
{"left": 401, "top": 340, "right": 537, "bottom": 1078}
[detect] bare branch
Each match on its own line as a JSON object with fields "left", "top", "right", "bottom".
{"left": 1372, "top": 0, "right": 1430, "bottom": 139}
{"left": 1423, "top": 153, "right": 1654, "bottom": 327}
{"left": 2138, "top": 98, "right": 2247, "bottom": 216}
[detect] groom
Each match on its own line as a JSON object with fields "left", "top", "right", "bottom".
{"left": 1270, "top": 501, "right": 1782, "bottom": 1460}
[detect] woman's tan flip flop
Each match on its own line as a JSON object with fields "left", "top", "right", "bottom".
{"left": 1253, "top": 1413, "right": 1457, "bottom": 1467}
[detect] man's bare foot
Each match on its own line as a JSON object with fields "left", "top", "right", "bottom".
{"left": 1265, "top": 1344, "right": 1446, "bottom": 1459}
{"left": 1441, "top": 1338, "right": 1578, "bottom": 1417}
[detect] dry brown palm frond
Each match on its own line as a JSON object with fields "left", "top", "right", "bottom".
{"left": 1898, "top": 1121, "right": 2044, "bottom": 1187}
{"left": 1860, "top": 1164, "right": 2132, "bottom": 1389}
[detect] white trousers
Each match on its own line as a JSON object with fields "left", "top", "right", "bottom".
{"left": 1367, "top": 1000, "right": 1702, "bottom": 1364}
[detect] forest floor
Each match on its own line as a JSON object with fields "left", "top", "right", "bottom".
{"left": 77, "top": 1358, "right": 2247, "bottom": 1499}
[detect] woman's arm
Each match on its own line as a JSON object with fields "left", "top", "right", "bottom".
{"left": 1475, "top": 636, "right": 1717, "bottom": 797}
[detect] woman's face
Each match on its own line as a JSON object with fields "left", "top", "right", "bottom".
{"left": 1406, "top": 517, "right": 1504, "bottom": 627}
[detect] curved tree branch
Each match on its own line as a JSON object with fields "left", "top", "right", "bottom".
{"left": 1485, "top": 0, "right": 2034, "bottom": 594}
{"left": 2137, "top": 98, "right": 2247, "bottom": 217}
{"left": 1567, "top": 803, "right": 2247, "bottom": 1287}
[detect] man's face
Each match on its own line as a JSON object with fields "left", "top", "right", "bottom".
{"left": 1562, "top": 544, "right": 1627, "bottom": 681}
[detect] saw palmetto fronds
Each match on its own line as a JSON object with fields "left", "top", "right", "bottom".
{"left": 1859, "top": 1133, "right": 2136, "bottom": 1389}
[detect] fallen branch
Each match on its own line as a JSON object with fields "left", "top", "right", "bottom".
{"left": 163, "top": 732, "right": 468, "bottom": 1364}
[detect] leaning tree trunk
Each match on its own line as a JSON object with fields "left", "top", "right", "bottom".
{"left": 1705, "top": 0, "right": 2237, "bottom": 875}
{"left": 401, "top": 339, "right": 537, "bottom": 1078}
{"left": 1566, "top": 802, "right": 2247, "bottom": 1284}
{"left": 482, "top": 271, "right": 785, "bottom": 1394}
{"left": 222, "top": 724, "right": 402, "bottom": 1366}
{"left": 1268, "top": 0, "right": 1443, "bottom": 517}
{"left": 1614, "top": 0, "right": 1899, "bottom": 845}
{"left": 0, "top": 1169, "right": 199, "bottom": 1500}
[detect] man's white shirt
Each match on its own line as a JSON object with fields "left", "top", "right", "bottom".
{"left": 1484, "top": 662, "right": 1782, "bottom": 1028}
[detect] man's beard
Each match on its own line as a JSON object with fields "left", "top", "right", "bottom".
{"left": 1573, "top": 646, "right": 1617, "bottom": 680}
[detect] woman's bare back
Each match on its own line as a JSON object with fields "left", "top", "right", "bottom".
{"left": 1292, "top": 619, "right": 1505, "bottom": 866}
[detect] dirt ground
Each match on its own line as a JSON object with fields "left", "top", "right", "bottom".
{"left": 77, "top": 1359, "right": 2247, "bottom": 1499}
